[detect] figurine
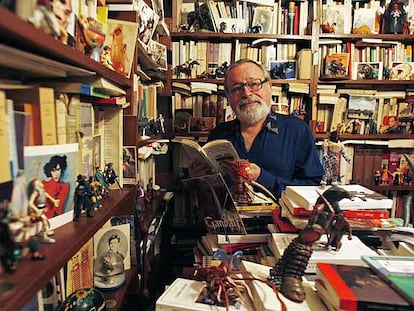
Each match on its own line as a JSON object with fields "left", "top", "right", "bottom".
{"left": 77, "top": 16, "right": 106, "bottom": 61}
{"left": 27, "top": 179, "right": 57, "bottom": 243}
{"left": 95, "top": 166, "right": 109, "bottom": 197}
{"left": 380, "top": 164, "right": 391, "bottom": 185}
{"left": 384, "top": 0, "right": 407, "bottom": 34}
{"left": 325, "top": 211, "right": 352, "bottom": 251}
{"left": 90, "top": 180, "right": 103, "bottom": 210}
{"left": 173, "top": 60, "right": 200, "bottom": 79}
{"left": 28, "top": 0, "right": 61, "bottom": 39}
{"left": 215, "top": 61, "right": 229, "bottom": 79}
{"left": 321, "top": 130, "right": 351, "bottom": 185}
{"left": 100, "top": 45, "right": 114, "bottom": 70}
{"left": 73, "top": 175, "right": 93, "bottom": 222}
{"left": 103, "top": 163, "right": 121, "bottom": 189}
{"left": 269, "top": 186, "right": 353, "bottom": 303}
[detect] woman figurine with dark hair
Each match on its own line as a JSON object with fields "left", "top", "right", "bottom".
{"left": 42, "top": 155, "right": 70, "bottom": 218}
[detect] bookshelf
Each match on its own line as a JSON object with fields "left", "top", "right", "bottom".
{"left": 0, "top": 5, "right": 142, "bottom": 310}
{"left": 0, "top": 189, "right": 135, "bottom": 311}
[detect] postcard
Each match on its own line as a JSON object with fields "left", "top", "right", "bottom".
{"left": 24, "top": 143, "right": 78, "bottom": 229}
{"left": 137, "top": 0, "right": 160, "bottom": 47}
{"left": 147, "top": 39, "right": 168, "bottom": 70}
{"left": 353, "top": 62, "right": 383, "bottom": 80}
{"left": 122, "top": 146, "right": 137, "bottom": 185}
{"left": 269, "top": 60, "right": 297, "bottom": 79}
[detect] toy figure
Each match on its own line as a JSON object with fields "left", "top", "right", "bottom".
{"left": 325, "top": 211, "right": 352, "bottom": 251}
{"left": 27, "top": 179, "right": 57, "bottom": 243}
{"left": 380, "top": 164, "right": 391, "bottom": 185}
{"left": 321, "top": 130, "right": 351, "bottom": 185}
{"left": 269, "top": 186, "right": 353, "bottom": 303}
{"left": 374, "top": 170, "right": 381, "bottom": 185}
{"left": 77, "top": 16, "right": 106, "bottom": 61}
{"left": 73, "top": 175, "right": 93, "bottom": 222}
{"left": 100, "top": 45, "right": 114, "bottom": 70}
{"left": 95, "top": 166, "right": 109, "bottom": 196}
{"left": 104, "top": 163, "right": 121, "bottom": 189}
{"left": 384, "top": 0, "right": 407, "bottom": 34}
{"left": 90, "top": 180, "right": 103, "bottom": 210}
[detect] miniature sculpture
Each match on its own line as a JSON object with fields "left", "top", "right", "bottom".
{"left": 215, "top": 61, "right": 229, "bottom": 79}
{"left": 321, "top": 130, "right": 351, "bottom": 185}
{"left": 77, "top": 16, "right": 106, "bottom": 61}
{"left": 90, "top": 181, "right": 103, "bottom": 210}
{"left": 383, "top": 0, "right": 407, "bottom": 34}
{"left": 100, "top": 45, "right": 114, "bottom": 70}
{"left": 226, "top": 159, "right": 254, "bottom": 204}
{"left": 103, "top": 163, "right": 121, "bottom": 189}
{"left": 173, "top": 60, "right": 200, "bottom": 79}
{"left": 27, "top": 179, "right": 57, "bottom": 243}
{"left": 73, "top": 175, "right": 93, "bottom": 222}
{"left": 269, "top": 186, "right": 353, "bottom": 303}
{"left": 95, "top": 166, "right": 109, "bottom": 197}
{"left": 185, "top": 0, "right": 201, "bottom": 31}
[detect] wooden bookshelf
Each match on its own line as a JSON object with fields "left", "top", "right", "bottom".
{"left": 0, "top": 189, "right": 134, "bottom": 311}
{"left": 0, "top": 6, "right": 131, "bottom": 88}
{"left": 171, "top": 32, "right": 312, "bottom": 41}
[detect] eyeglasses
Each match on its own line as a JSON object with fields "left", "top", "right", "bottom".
{"left": 228, "top": 78, "right": 269, "bottom": 95}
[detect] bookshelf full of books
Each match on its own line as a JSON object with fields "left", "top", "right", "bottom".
{"left": 0, "top": 0, "right": 174, "bottom": 309}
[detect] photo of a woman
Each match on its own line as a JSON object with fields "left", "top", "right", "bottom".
{"left": 42, "top": 155, "right": 70, "bottom": 218}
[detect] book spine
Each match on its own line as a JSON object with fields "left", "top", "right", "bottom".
{"left": 344, "top": 209, "right": 389, "bottom": 219}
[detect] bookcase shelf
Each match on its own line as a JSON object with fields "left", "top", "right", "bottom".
{"left": 320, "top": 33, "right": 414, "bottom": 43}
{"left": 0, "top": 189, "right": 135, "bottom": 311}
{"left": 173, "top": 78, "right": 311, "bottom": 85}
{"left": 0, "top": 6, "right": 131, "bottom": 88}
{"left": 172, "top": 31, "right": 312, "bottom": 41}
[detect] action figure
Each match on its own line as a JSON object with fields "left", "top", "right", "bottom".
{"left": 321, "top": 130, "right": 351, "bottom": 185}
{"left": 100, "top": 45, "right": 114, "bottom": 70}
{"left": 73, "top": 175, "right": 93, "bottom": 222}
{"left": 95, "top": 166, "right": 109, "bottom": 197}
{"left": 325, "top": 211, "right": 352, "bottom": 251}
{"left": 27, "top": 179, "right": 57, "bottom": 243}
{"left": 90, "top": 180, "right": 103, "bottom": 210}
{"left": 104, "top": 163, "right": 121, "bottom": 189}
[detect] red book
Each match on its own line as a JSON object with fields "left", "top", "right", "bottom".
{"left": 271, "top": 208, "right": 299, "bottom": 233}
{"left": 344, "top": 209, "right": 389, "bottom": 219}
{"left": 316, "top": 263, "right": 411, "bottom": 311}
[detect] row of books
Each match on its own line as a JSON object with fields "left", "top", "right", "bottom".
{"left": 175, "top": 0, "right": 310, "bottom": 36}
{"left": 0, "top": 84, "right": 124, "bottom": 186}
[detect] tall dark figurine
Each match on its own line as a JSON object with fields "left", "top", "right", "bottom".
{"left": 383, "top": 0, "right": 407, "bottom": 34}
{"left": 269, "top": 186, "right": 353, "bottom": 303}
{"left": 73, "top": 175, "right": 93, "bottom": 222}
{"left": 104, "top": 163, "right": 121, "bottom": 189}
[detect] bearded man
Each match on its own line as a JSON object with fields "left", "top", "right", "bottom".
{"left": 208, "top": 59, "right": 323, "bottom": 199}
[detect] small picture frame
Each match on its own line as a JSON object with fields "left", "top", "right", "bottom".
{"left": 269, "top": 60, "right": 297, "bottom": 79}
{"left": 347, "top": 95, "right": 376, "bottom": 119}
{"left": 137, "top": 0, "right": 160, "bottom": 47}
{"left": 188, "top": 116, "right": 216, "bottom": 133}
{"left": 353, "top": 62, "right": 383, "bottom": 80}
{"left": 251, "top": 7, "right": 273, "bottom": 34}
{"left": 324, "top": 53, "right": 350, "bottom": 78}
{"left": 122, "top": 146, "right": 137, "bottom": 185}
{"left": 389, "top": 62, "right": 414, "bottom": 80}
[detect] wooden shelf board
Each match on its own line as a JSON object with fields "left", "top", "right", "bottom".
{"left": 0, "top": 189, "right": 134, "bottom": 311}
{"left": 171, "top": 32, "right": 312, "bottom": 41}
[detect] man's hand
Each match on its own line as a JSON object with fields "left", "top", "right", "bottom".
{"left": 245, "top": 162, "right": 261, "bottom": 181}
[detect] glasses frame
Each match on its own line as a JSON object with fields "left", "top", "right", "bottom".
{"left": 228, "top": 78, "right": 269, "bottom": 95}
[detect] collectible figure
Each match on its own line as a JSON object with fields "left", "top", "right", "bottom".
{"left": 269, "top": 186, "right": 353, "bottom": 303}
{"left": 73, "top": 175, "right": 93, "bottom": 222}
{"left": 321, "top": 130, "right": 351, "bottom": 185}
{"left": 77, "top": 16, "right": 106, "bottom": 61}
{"left": 173, "top": 60, "right": 200, "bottom": 79}
{"left": 100, "top": 45, "right": 114, "bottom": 70}
{"left": 325, "top": 211, "right": 352, "bottom": 251}
{"left": 103, "top": 163, "right": 121, "bottom": 189}
{"left": 95, "top": 166, "right": 109, "bottom": 196}
{"left": 384, "top": 0, "right": 407, "bottom": 34}
{"left": 90, "top": 181, "right": 103, "bottom": 210}
{"left": 215, "top": 61, "right": 229, "bottom": 79}
{"left": 27, "top": 179, "right": 57, "bottom": 243}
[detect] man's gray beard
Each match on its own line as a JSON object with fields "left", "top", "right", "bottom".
{"left": 235, "top": 99, "right": 270, "bottom": 126}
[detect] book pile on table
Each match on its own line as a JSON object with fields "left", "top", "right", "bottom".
{"left": 278, "top": 184, "right": 395, "bottom": 231}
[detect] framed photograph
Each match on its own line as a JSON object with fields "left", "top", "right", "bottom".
{"left": 151, "top": 0, "right": 164, "bottom": 20}
{"left": 390, "top": 62, "right": 414, "bottom": 80}
{"left": 269, "top": 60, "right": 297, "bottom": 79}
{"left": 24, "top": 143, "right": 78, "bottom": 229}
{"left": 122, "top": 146, "right": 137, "bottom": 185}
{"left": 347, "top": 96, "right": 376, "bottom": 119}
{"left": 217, "top": 18, "right": 246, "bottom": 33}
{"left": 94, "top": 223, "right": 131, "bottom": 270}
{"left": 324, "top": 53, "right": 350, "bottom": 77}
{"left": 188, "top": 116, "right": 216, "bottom": 133}
{"left": 147, "top": 39, "right": 168, "bottom": 71}
{"left": 353, "top": 62, "right": 383, "bottom": 80}
{"left": 105, "top": 19, "right": 139, "bottom": 78}
{"left": 137, "top": 0, "right": 160, "bottom": 47}
{"left": 251, "top": 7, "right": 273, "bottom": 34}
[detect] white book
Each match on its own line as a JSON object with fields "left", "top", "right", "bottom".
{"left": 156, "top": 278, "right": 253, "bottom": 311}
{"left": 284, "top": 184, "right": 393, "bottom": 211}
{"left": 268, "top": 233, "right": 377, "bottom": 273}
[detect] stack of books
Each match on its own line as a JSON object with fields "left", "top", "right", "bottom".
{"left": 279, "top": 184, "right": 394, "bottom": 231}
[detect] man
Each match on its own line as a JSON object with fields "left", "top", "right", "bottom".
{"left": 208, "top": 59, "right": 323, "bottom": 199}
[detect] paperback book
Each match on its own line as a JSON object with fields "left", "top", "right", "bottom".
{"left": 316, "top": 263, "right": 412, "bottom": 311}
{"left": 362, "top": 255, "right": 414, "bottom": 306}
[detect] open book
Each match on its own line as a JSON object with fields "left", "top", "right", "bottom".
{"left": 172, "top": 138, "right": 277, "bottom": 207}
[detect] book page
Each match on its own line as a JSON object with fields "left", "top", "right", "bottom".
{"left": 202, "top": 139, "right": 239, "bottom": 173}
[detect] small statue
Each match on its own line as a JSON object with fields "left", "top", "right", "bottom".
{"left": 325, "top": 211, "right": 352, "bottom": 251}
{"left": 73, "top": 175, "right": 93, "bottom": 222}
{"left": 103, "top": 163, "right": 121, "bottom": 189}
{"left": 215, "top": 61, "right": 229, "bottom": 79}
{"left": 90, "top": 181, "right": 103, "bottom": 209}
{"left": 100, "top": 45, "right": 114, "bottom": 70}
{"left": 321, "top": 130, "right": 351, "bottom": 186}
{"left": 173, "top": 60, "right": 200, "bottom": 79}
{"left": 94, "top": 166, "right": 109, "bottom": 197}
{"left": 269, "top": 186, "right": 353, "bottom": 303}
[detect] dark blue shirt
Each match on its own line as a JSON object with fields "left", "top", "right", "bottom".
{"left": 208, "top": 114, "right": 323, "bottom": 198}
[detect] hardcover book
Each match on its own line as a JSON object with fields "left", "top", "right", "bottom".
{"left": 323, "top": 53, "right": 349, "bottom": 78}
{"left": 362, "top": 255, "right": 414, "bottom": 306}
{"left": 316, "top": 263, "right": 412, "bottom": 311}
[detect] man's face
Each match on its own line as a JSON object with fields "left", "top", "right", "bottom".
{"left": 226, "top": 62, "right": 271, "bottom": 126}
{"left": 52, "top": 0, "right": 72, "bottom": 29}
{"left": 109, "top": 238, "right": 119, "bottom": 251}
